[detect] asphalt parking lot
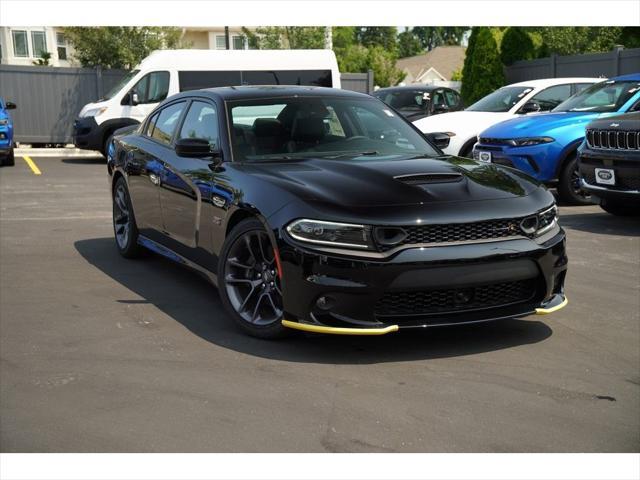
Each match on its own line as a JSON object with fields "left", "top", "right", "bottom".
{"left": 0, "top": 155, "right": 638, "bottom": 453}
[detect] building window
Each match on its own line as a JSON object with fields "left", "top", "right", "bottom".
{"left": 31, "top": 31, "right": 47, "bottom": 58}
{"left": 232, "top": 35, "right": 246, "bottom": 50}
{"left": 12, "top": 30, "right": 29, "bottom": 57}
{"left": 56, "top": 32, "right": 67, "bottom": 60}
{"left": 215, "top": 35, "right": 227, "bottom": 50}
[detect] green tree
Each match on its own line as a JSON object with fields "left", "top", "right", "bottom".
{"left": 355, "top": 27, "right": 398, "bottom": 53}
{"left": 531, "top": 27, "right": 623, "bottom": 56}
{"left": 413, "top": 27, "right": 468, "bottom": 51}
{"left": 461, "top": 27, "right": 504, "bottom": 105}
{"left": 619, "top": 27, "right": 640, "bottom": 48}
{"left": 460, "top": 27, "right": 479, "bottom": 104}
{"left": 241, "top": 27, "right": 325, "bottom": 49}
{"left": 500, "top": 27, "right": 536, "bottom": 65}
{"left": 332, "top": 27, "right": 356, "bottom": 50}
{"left": 63, "top": 27, "right": 183, "bottom": 69}
{"left": 335, "top": 44, "right": 405, "bottom": 88}
{"left": 398, "top": 29, "right": 423, "bottom": 58}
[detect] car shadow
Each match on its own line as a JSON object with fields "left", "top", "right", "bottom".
{"left": 75, "top": 237, "right": 553, "bottom": 364}
{"left": 560, "top": 209, "right": 640, "bottom": 237}
{"left": 61, "top": 157, "right": 105, "bottom": 165}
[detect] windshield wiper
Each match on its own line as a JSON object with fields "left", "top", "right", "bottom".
{"left": 324, "top": 150, "right": 380, "bottom": 159}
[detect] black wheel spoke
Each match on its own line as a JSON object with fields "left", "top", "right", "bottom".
{"left": 251, "top": 293, "right": 267, "bottom": 323}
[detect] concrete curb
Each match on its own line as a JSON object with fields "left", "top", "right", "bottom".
{"left": 15, "top": 148, "right": 103, "bottom": 158}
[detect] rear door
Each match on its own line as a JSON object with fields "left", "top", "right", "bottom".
{"left": 126, "top": 101, "right": 186, "bottom": 240}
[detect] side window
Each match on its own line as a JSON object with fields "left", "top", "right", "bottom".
{"left": 151, "top": 102, "right": 186, "bottom": 145}
{"left": 130, "top": 71, "right": 170, "bottom": 104}
{"left": 179, "top": 101, "right": 219, "bottom": 148}
{"left": 145, "top": 112, "right": 160, "bottom": 137}
{"left": 444, "top": 90, "right": 460, "bottom": 108}
{"left": 531, "top": 84, "right": 572, "bottom": 111}
{"left": 432, "top": 90, "right": 446, "bottom": 106}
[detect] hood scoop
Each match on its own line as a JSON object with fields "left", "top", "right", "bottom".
{"left": 394, "top": 172, "right": 463, "bottom": 186}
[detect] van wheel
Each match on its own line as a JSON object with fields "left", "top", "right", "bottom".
{"left": 558, "top": 155, "right": 591, "bottom": 205}
{"left": 218, "top": 218, "right": 289, "bottom": 339}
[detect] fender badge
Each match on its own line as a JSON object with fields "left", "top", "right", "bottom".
{"left": 212, "top": 195, "right": 226, "bottom": 208}
{"left": 609, "top": 123, "right": 620, "bottom": 127}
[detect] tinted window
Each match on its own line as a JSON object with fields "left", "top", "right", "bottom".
{"left": 179, "top": 101, "right": 219, "bottom": 148}
{"left": 554, "top": 80, "right": 640, "bottom": 113}
{"left": 178, "top": 70, "right": 332, "bottom": 91}
{"left": 444, "top": 90, "right": 460, "bottom": 107}
{"left": 432, "top": 90, "right": 446, "bottom": 106}
{"left": 145, "top": 112, "right": 159, "bottom": 137}
{"left": 466, "top": 86, "right": 533, "bottom": 112}
{"left": 531, "top": 84, "right": 572, "bottom": 111}
{"left": 374, "top": 90, "right": 429, "bottom": 111}
{"left": 131, "top": 71, "right": 170, "bottom": 104}
{"left": 151, "top": 102, "right": 186, "bottom": 145}
{"left": 229, "top": 96, "right": 438, "bottom": 162}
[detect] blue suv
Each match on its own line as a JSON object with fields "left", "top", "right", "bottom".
{"left": 473, "top": 74, "right": 640, "bottom": 204}
{"left": 0, "top": 97, "right": 17, "bottom": 167}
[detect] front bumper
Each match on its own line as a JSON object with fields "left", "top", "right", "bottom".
{"left": 473, "top": 142, "right": 560, "bottom": 183}
{"left": 0, "top": 127, "right": 12, "bottom": 153}
{"left": 73, "top": 116, "right": 104, "bottom": 151}
{"left": 278, "top": 228, "right": 568, "bottom": 334}
{"left": 578, "top": 147, "right": 640, "bottom": 203}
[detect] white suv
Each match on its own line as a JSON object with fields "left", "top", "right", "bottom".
{"left": 414, "top": 77, "right": 601, "bottom": 157}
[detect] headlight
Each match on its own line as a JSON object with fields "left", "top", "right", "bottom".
{"left": 520, "top": 205, "right": 558, "bottom": 237}
{"left": 0, "top": 119, "right": 8, "bottom": 126}
{"left": 82, "top": 107, "right": 107, "bottom": 118}
{"left": 506, "top": 137, "right": 555, "bottom": 147}
{"left": 286, "top": 219, "right": 374, "bottom": 250}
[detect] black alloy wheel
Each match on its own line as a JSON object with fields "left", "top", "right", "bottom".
{"left": 558, "top": 155, "right": 591, "bottom": 205}
{"left": 219, "top": 218, "right": 288, "bottom": 338}
{"left": 112, "top": 177, "right": 142, "bottom": 258}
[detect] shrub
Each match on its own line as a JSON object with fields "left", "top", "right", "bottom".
{"left": 461, "top": 27, "right": 505, "bottom": 106}
{"left": 500, "top": 27, "right": 536, "bottom": 66}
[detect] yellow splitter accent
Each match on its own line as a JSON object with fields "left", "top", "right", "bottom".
{"left": 535, "top": 296, "right": 568, "bottom": 315}
{"left": 282, "top": 319, "right": 398, "bottom": 335}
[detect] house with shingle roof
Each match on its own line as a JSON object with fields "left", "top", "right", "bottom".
{"left": 396, "top": 45, "right": 466, "bottom": 85}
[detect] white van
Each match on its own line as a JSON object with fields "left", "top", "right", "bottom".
{"left": 73, "top": 49, "right": 341, "bottom": 154}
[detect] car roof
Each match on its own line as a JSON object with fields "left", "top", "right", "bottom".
{"left": 373, "top": 85, "right": 444, "bottom": 94}
{"left": 169, "top": 85, "right": 374, "bottom": 102}
{"left": 505, "top": 77, "right": 603, "bottom": 88}
{"left": 609, "top": 73, "right": 640, "bottom": 82}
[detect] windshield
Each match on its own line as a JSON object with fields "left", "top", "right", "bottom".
{"left": 228, "top": 96, "right": 439, "bottom": 162}
{"left": 466, "top": 86, "right": 533, "bottom": 112}
{"left": 102, "top": 70, "right": 140, "bottom": 101}
{"left": 553, "top": 80, "right": 640, "bottom": 113}
{"left": 373, "top": 90, "right": 429, "bottom": 112}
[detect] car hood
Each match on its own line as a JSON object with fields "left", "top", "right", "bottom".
{"left": 413, "top": 111, "right": 513, "bottom": 134}
{"left": 236, "top": 155, "right": 538, "bottom": 208}
{"left": 480, "top": 111, "right": 604, "bottom": 138}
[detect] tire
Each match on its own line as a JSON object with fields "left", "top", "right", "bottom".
{"left": 1, "top": 149, "right": 14, "bottom": 167}
{"left": 600, "top": 200, "right": 640, "bottom": 217}
{"left": 558, "top": 155, "right": 591, "bottom": 205}
{"left": 218, "top": 218, "right": 288, "bottom": 339}
{"left": 112, "top": 177, "right": 143, "bottom": 258}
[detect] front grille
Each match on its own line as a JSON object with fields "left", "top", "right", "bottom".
{"left": 586, "top": 128, "right": 640, "bottom": 150}
{"left": 581, "top": 165, "right": 640, "bottom": 190}
{"left": 375, "top": 279, "right": 536, "bottom": 317}
{"left": 377, "top": 219, "right": 521, "bottom": 251}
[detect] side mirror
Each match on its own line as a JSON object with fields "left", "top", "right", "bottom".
{"left": 520, "top": 101, "right": 541, "bottom": 114}
{"left": 5, "top": 102, "right": 16, "bottom": 110}
{"left": 432, "top": 103, "right": 449, "bottom": 114}
{"left": 131, "top": 92, "right": 140, "bottom": 106}
{"left": 425, "top": 132, "right": 451, "bottom": 150}
{"left": 175, "top": 138, "right": 220, "bottom": 158}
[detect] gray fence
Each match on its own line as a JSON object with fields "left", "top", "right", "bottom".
{"left": 0, "top": 65, "right": 374, "bottom": 145}
{"left": 505, "top": 47, "right": 640, "bottom": 84}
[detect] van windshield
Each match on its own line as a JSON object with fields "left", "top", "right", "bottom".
{"left": 102, "top": 70, "right": 140, "bottom": 101}
{"left": 229, "top": 96, "right": 439, "bottom": 162}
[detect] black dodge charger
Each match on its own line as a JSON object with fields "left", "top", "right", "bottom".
{"left": 107, "top": 86, "right": 568, "bottom": 338}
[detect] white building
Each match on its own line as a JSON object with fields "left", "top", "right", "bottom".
{"left": 0, "top": 27, "right": 74, "bottom": 67}
{"left": 0, "top": 27, "right": 251, "bottom": 68}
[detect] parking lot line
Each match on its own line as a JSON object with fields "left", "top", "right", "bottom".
{"left": 22, "top": 156, "right": 42, "bottom": 175}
